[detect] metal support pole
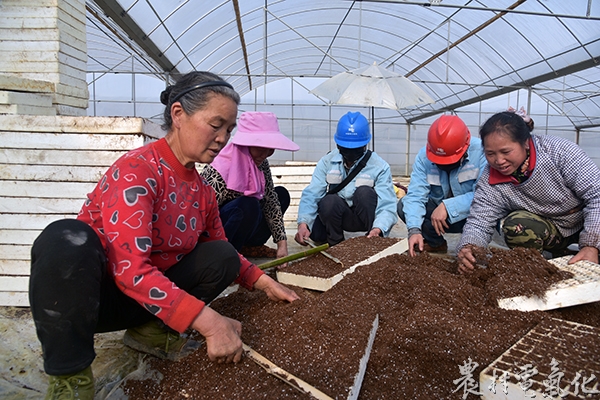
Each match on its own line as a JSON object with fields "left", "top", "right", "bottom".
{"left": 405, "top": 124, "right": 411, "bottom": 176}
{"left": 291, "top": 78, "right": 295, "bottom": 161}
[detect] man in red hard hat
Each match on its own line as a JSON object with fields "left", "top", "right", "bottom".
{"left": 398, "top": 114, "right": 487, "bottom": 256}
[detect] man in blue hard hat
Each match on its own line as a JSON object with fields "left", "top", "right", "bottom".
{"left": 295, "top": 111, "right": 398, "bottom": 246}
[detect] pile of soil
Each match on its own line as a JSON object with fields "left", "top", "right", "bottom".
{"left": 282, "top": 236, "right": 399, "bottom": 278}
{"left": 461, "top": 246, "right": 574, "bottom": 304}
{"left": 240, "top": 245, "right": 278, "bottom": 258}
{"left": 121, "top": 245, "right": 598, "bottom": 399}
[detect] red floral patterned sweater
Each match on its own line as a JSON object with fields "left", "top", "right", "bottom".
{"left": 77, "top": 138, "right": 264, "bottom": 333}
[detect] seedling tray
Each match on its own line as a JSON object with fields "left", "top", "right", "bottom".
{"left": 277, "top": 239, "right": 408, "bottom": 291}
{"left": 480, "top": 318, "right": 600, "bottom": 399}
{"left": 245, "top": 315, "right": 379, "bottom": 400}
{"left": 497, "top": 256, "right": 600, "bottom": 311}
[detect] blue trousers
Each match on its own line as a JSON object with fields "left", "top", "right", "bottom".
{"left": 310, "top": 186, "right": 378, "bottom": 246}
{"left": 397, "top": 197, "right": 466, "bottom": 247}
{"left": 219, "top": 186, "right": 290, "bottom": 250}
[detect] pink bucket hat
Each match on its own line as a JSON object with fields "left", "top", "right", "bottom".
{"left": 231, "top": 111, "right": 299, "bottom": 151}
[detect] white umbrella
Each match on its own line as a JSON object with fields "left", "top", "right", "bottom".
{"left": 310, "top": 62, "right": 435, "bottom": 149}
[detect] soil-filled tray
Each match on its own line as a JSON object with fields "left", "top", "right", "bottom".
{"left": 117, "top": 283, "right": 380, "bottom": 399}
{"left": 115, "top": 248, "right": 600, "bottom": 399}
{"left": 480, "top": 318, "right": 600, "bottom": 400}
{"left": 464, "top": 246, "right": 574, "bottom": 305}
{"left": 497, "top": 256, "right": 600, "bottom": 311}
{"left": 277, "top": 236, "right": 407, "bottom": 291}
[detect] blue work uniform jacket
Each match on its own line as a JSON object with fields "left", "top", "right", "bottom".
{"left": 402, "top": 137, "right": 486, "bottom": 233}
{"left": 297, "top": 149, "right": 398, "bottom": 236}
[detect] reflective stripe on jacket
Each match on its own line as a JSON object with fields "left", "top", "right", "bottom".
{"left": 297, "top": 149, "right": 398, "bottom": 236}
{"left": 402, "top": 137, "right": 487, "bottom": 231}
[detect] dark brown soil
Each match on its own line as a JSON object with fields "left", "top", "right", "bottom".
{"left": 464, "top": 246, "right": 574, "bottom": 305}
{"left": 121, "top": 245, "right": 598, "bottom": 400}
{"left": 281, "top": 236, "right": 399, "bottom": 278}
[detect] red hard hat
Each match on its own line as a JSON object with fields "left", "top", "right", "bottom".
{"left": 426, "top": 115, "right": 471, "bottom": 164}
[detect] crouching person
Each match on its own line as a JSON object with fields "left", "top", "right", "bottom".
{"left": 29, "top": 71, "right": 299, "bottom": 399}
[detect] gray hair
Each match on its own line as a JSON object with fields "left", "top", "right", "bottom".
{"left": 160, "top": 71, "right": 240, "bottom": 131}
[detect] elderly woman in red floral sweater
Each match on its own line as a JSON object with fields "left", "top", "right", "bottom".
{"left": 29, "top": 71, "right": 299, "bottom": 399}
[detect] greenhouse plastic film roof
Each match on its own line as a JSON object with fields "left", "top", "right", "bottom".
{"left": 86, "top": 0, "right": 600, "bottom": 128}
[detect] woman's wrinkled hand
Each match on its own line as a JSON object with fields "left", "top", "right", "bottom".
{"left": 457, "top": 246, "right": 476, "bottom": 274}
{"left": 192, "top": 307, "right": 244, "bottom": 364}
{"left": 254, "top": 274, "right": 300, "bottom": 302}
{"left": 568, "top": 246, "right": 599, "bottom": 265}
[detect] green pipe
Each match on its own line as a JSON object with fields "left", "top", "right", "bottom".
{"left": 257, "top": 243, "right": 330, "bottom": 270}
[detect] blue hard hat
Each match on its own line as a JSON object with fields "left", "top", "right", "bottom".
{"left": 334, "top": 112, "right": 371, "bottom": 148}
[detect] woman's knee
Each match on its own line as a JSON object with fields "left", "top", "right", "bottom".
{"left": 396, "top": 198, "right": 406, "bottom": 222}
{"left": 31, "top": 219, "right": 105, "bottom": 277}
{"left": 236, "top": 196, "right": 261, "bottom": 214}
{"left": 275, "top": 186, "right": 291, "bottom": 212}
{"left": 502, "top": 210, "right": 547, "bottom": 250}
{"left": 212, "top": 240, "right": 241, "bottom": 282}
{"left": 172, "top": 240, "right": 240, "bottom": 290}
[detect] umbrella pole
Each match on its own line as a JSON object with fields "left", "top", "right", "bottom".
{"left": 371, "top": 106, "right": 375, "bottom": 152}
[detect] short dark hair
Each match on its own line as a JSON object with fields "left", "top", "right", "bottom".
{"left": 480, "top": 111, "right": 531, "bottom": 147}
{"left": 160, "top": 71, "right": 240, "bottom": 131}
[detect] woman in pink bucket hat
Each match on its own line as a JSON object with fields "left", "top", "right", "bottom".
{"left": 201, "top": 111, "right": 299, "bottom": 259}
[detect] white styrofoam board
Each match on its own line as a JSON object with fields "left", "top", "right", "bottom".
{"left": 270, "top": 165, "right": 316, "bottom": 177}
{"left": 0, "top": 181, "right": 94, "bottom": 199}
{"left": 0, "top": 259, "right": 30, "bottom": 276}
{"left": 0, "top": 27, "right": 59, "bottom": 43}
{"left": 0, "top": 276, "right": 28, "bottom": 292}
{"left": 497, "top": 256, "right": 600, "bottom": 311}
{"left": 0, "top": 244, "right": 32, "bottom": 260}
{"left": 0, "top": 8, "right": 84, "bottom": 34}
{"left": 1, "top": 164, "right": 107, "bottom": 182}
{"left": 54, "top": 92, "right": 89, "bottom": 108}
{"left": 54, "top": 104, "right": 87, "bottom": 117}
{"left": 0, "top": 39, "right": 58, "bottom": 52}
{"left": 0, "top": 47, "right": 87, "bottom": 75}
{"left": 0, "top": 291, "right": 29, "bottom": 307}
{"left": 480, "top": 318, "right": 600, "bottom": 400}
{"left": 0, "top": 90, "right": 53, "bottom": 107}
{"left": 0, "top": 197, "right": 84, "bottom": 214}
{"left": 56, "top": 82, "right": 89, "bottom": 99}
{"left": 0, "top": 114, "right": 164, "bottom": 138}
{"left": 1, "top": 132, "right": 145, "bottom": 150}
{"left": 277, "top": 239, "right": 408, "bottom": 292}
{"left": 0, "top": 73, "right": 54, "bottom": 93}
{"left": 0, "top": 213, "right": 77, "bottom": 231}
{"left": 0, "top": 104, "right": 56, "bottom": 116}
{"left": 0, "top": 148, "right": 127, "bottom": 166}
{"left": 13, "top": 71, "right": 78, "bottom": 88}
{"left": 348, "top": 314, "right": 379, "bottom": 400}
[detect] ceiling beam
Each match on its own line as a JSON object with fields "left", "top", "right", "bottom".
{"left": 405, "top": 0, "right": 526, "bottom": 77}
{"left": 406, "top": 57, "right": 600, "bottom": 124}
{"left": 92, "top": 0, "right": 179, "bottom": 75}
{"left": 232, "top": 0, "right": 252, "bottom": 90}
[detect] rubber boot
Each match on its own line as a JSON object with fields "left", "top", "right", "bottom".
{"left": 123, "top": 319, "right": 203, "bottom": 361}
{"left": 45, "top": 365, "right": 94, "bottom": 400}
